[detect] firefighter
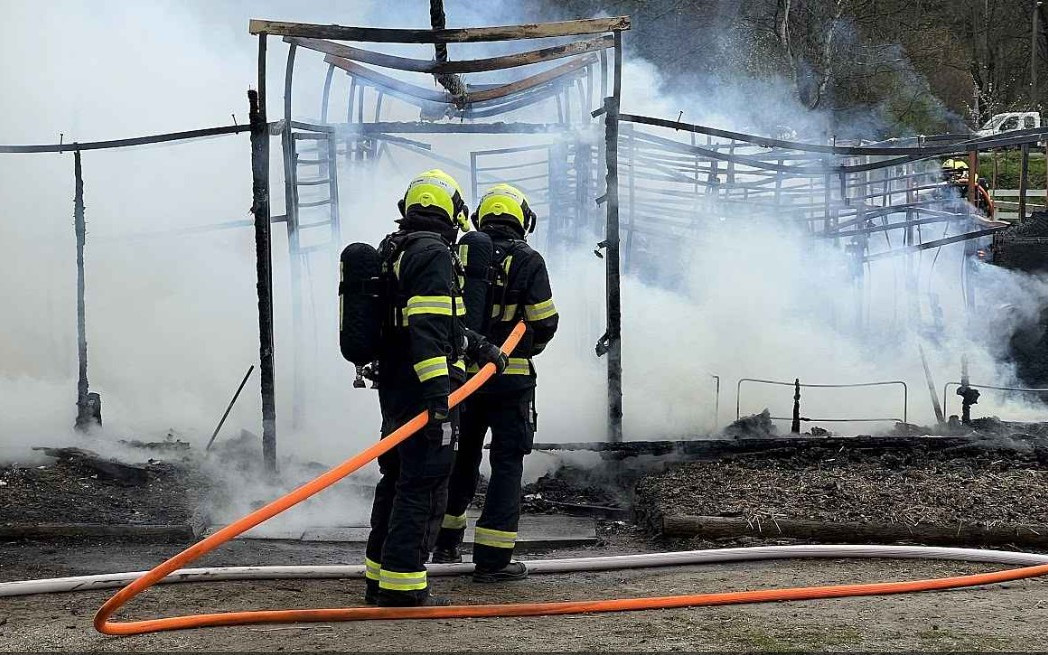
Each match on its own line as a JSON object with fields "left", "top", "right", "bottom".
{"left": 941, "top": 157, "right": 971, "bottom": 184}
{"left": 432, "top": 183, "right": 559, "bottom": 583}
{"left": 941, "top": 158, "right": 994, "bottom": 216}
{"left": 364, "top": 170, "right": 506, "bottom": 607}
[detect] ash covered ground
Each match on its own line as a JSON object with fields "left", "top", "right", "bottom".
{"left": 636, "top": 430, "right": 1048, "bottom": 530}
{"left": 0, "top": 445, "right": 201, "bottom": 526}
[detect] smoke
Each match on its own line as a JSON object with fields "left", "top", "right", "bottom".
{"left": 3, "top": 0, "right": 1048, "bottom": 534}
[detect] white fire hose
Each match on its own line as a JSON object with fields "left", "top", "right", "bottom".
{"left": 3, "top": 545, "right": 1046, "bottom": 598}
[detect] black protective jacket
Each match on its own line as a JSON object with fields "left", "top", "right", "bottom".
{"left": 467, "top": 223, "right": 559, "bottom": 392}
{"left": 377, "top": 212, "right": 466, "bottom": 403}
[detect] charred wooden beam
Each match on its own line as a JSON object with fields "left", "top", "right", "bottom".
{"left": 657, "top": 514, "right": 1048, "bottom": 548}
{"left": 0, "top": 524, "right": 194, "bottom": 542}
{"left": 619, "top": 112, "right": 1048, "bottom": 158}
{"left": 326, "top": 55, "right": 448, "bottom": 103}
{"left": 0, "top": 124, "right": 252, "bottom": 154}
{"left": 336, "top": 121, "right": 572, "bottom": 134}
{"left": 34, "top": 447, "right": 149, "bottom": 485}
{"left": 324, "top": 54, "right": 593, "bottom": 106}
{"left": 287, "top": 34, "right": 614, "bottom": 74}
{"left": 469, "top": 56, "right": 594, "bottom": 103}
{"left": 864, "top": 226, "right": 1007, "bottom": 262}
{"left": 250, "top": 17, "right": 631, "bottom": 43}
{"left": 250, "top": 37, "right": 277, "bottom": 474}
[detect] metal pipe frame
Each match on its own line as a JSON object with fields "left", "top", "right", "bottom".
{"left": 736, "top": 378, "right": 908, "bottom": 426}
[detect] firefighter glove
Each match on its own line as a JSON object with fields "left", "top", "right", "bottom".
{"left": 427, "top": 395, "right": 451, "bottom": 424}
{"left": 464, "top": 329, "right": 508, "bottom": 374}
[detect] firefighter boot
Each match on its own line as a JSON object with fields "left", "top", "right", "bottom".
{"left": 472, "top": 561, "right": 528, "bottom": 583}
{"left": 364, "top": 579, "right": 379, "bottom": 605}
{"left": 431, "top": 545, "right": 462, "bottom": 564}
{"left": 376, "top": 589, "right": 453, "bottom": 607}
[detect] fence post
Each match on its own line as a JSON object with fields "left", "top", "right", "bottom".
{"left": 791, "top": 378, "right": 801, "bottom": 434}
{"left": 250, "top": 34, "right": 278, "bottom": 473}
{"left": 72, "top": 150, "right": 100, "bottom": 432}
{"left": 1019, "top": 143, "right": 1030, "bottom": 222}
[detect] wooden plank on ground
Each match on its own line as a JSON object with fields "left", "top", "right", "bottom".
{"left": 658, "top": 514, "right": 1048, "bottom": 548}
{"left": 0, "top": 523, "right": 193, "bottom": 542}
{"left": 207, "top": 515, "right": 596, "bottom": 547}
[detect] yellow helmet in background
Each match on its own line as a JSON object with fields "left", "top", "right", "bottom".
{"left": 941, "top": 158, "right": 969, "bottom": 173}
{"left": 399, "top": 169, "right": 469, "bottom": 231}
{"left": 472, "top": 183, "right": 537, "bottom": 235}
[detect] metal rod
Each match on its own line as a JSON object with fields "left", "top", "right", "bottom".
{"left": 250, "top": 34, "right": 278, "bottom": 474}
{"left": 206, "top": 366, "right": 256, "bottom": 452}
{"left": 711, "top": 374, "right": 720, "bottom": 432}
{"left": 283, "top": 44, "right": 306, "bottom": 432}
{"left": 320, "top": 64, "right": 335, "bottom": 124}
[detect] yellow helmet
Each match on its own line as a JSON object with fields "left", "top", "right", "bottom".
{"left": 472, "top": 183, "right": 537, "bottom": 234}
{"left": 941, "top": 158, "right": 969, "bottom": 172}
{"left": 399, "top": 169, "right": 469, "bottom": 230}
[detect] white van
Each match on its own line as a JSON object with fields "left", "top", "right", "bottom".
{"left": 974, "top": 112, "right": 1041, "bottom": 138}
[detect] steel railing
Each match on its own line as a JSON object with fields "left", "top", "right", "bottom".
{"left": 736, "top": 378, "right": 908, "bottom": 426}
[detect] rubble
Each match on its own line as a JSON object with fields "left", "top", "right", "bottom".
{"left": 722, "top": 409, "right": 776, "bottom": 439}
{"left": 31, "top": 447, "right": 151, "bottom": 486}
{"left": 0, "top": 453, "right": 202, "bottom": 527}
{"left": 635, "top": 440, "right": 1048, "bottom": 537}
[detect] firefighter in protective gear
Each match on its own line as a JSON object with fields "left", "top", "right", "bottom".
{"left": 941, "top": 158, "right": 994, "bottom": 216}
{"left": 432, "top": 183, "right": 559, "bottom": 583}
{"left": 364, "top": 169, "right": 504, "bottom": 607}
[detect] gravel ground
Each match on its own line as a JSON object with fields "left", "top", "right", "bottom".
{"left": 1, "top": 537, "right": 1047, "bottom": 651}
{"left": 636, "top": 442, "right": 1048, "bottom": 529}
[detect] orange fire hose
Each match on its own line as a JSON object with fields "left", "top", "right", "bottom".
{"left": 94, "top": 319, "right": 1048, "bottom": 635}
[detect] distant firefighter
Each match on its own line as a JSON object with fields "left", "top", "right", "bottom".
{"left": 940, "top": 158, "right": 994, "bottom": 217}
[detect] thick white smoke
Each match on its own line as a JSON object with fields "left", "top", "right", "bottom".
{"left": 3, "top": 1, "right": 1048, "bottom": 532}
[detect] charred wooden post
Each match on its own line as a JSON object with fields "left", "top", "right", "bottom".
{"left": 602, "top": 31, "right": 624, "bottom": 443}
{"left": 73, "top": 150, "right": 100, "bottom": 432}
{"left": 967, "top": 150, "right": 978, "bottom": 206}
{"left": 1020, "top": 142, "right": 1031, "bottom": 221}
{"left": 957, "top": 384, "right": 980, "bottom": 425}
{"left": 791, "top": 378, "right": 801, "bottom": 434}
{"left": 250, "top": 37, "right": 278, "bottom": 473}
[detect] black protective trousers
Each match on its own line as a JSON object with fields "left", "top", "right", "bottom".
{"left": 365, "top": 381, "right": 459, "bottom": 603}
{"left": 435, "top": 387, "right": 535, "bottom": 570}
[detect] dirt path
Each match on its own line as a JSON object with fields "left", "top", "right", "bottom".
{"left": 1, "top": 539, "right": 1047, "bottom": 651}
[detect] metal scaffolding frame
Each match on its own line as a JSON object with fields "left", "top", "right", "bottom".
{"left": 249, "top": 16, "right": 631, "bottom": 466}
